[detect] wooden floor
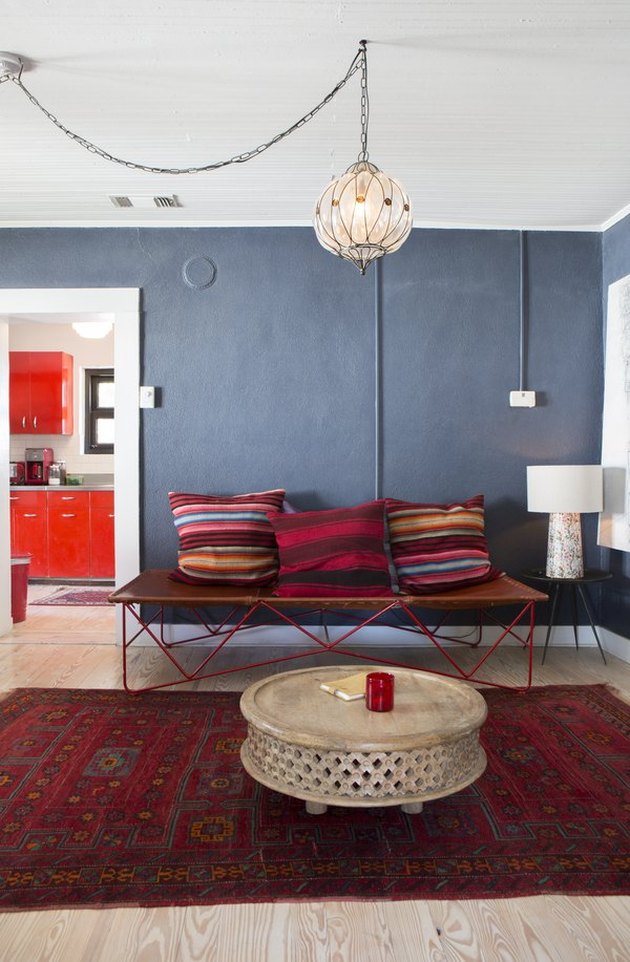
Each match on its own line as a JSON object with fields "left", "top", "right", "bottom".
{"left": 0, "top": 600, "right": 628, "bottom": 962}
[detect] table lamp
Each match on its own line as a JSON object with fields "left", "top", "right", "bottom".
{"left": 526, "top": 465, "right": 603, "bottom": 579}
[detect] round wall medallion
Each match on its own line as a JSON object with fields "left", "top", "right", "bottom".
{"left": 182, "top": 255, "right": 217, "bottom": 290}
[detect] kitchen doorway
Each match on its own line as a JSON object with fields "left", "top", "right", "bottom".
{"left": 0, "top": 288, "right": 140, "bottom": 643}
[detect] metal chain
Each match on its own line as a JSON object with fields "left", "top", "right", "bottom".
{"left": 358, "top": 39, "right": 370, "bottom": 163}
{"left": 3, "top": 44, "right": 367, "bottom": 175}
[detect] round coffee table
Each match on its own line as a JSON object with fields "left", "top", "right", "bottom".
{"left": 239, "top": 666, "right": 487, "bottom": 814}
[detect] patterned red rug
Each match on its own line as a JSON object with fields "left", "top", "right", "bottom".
{"left": 0, "top": 684, "right": 627, "bottom": 910}
{"left": 30, "top": 586, "right": 112, "bottom": 607}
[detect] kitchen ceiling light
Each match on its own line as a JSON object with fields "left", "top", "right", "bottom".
{"left": 72, "top": 321, "right": 113, "bottom": 339}
{"left": 0, "top": 43, "right": 411, "bottom": 274}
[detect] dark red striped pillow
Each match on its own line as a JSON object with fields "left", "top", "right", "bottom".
{"left": 267, "top": 501, "right": 393, "bottom": 597}
{"left": 385, "top": 494, "right": 501, "bottom": 594}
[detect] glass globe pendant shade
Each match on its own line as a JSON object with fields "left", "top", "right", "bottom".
{"left": 314, "top": 160, "right": 412, "bottom": 274}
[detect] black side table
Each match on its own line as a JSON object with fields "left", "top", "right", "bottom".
{"left": 523, "top": 569, "right": 612, "bottom": 665}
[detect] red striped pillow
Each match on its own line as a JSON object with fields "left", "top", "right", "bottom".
{"left": 168, "top": 488, "right": 285, "bottom": 586}
{"left": 386, "top": 495, "right": 501, "bottom": 594}
{"left": 267, "top": 501, "right": 393, "bottom": 597}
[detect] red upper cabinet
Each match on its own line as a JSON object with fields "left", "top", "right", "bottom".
{"left": 9, "top": 352, "right": 74, "bottom": 434}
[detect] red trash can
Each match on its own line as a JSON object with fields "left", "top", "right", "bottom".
{"left": 11, "top": 555, "right": 31, "bottom": 623}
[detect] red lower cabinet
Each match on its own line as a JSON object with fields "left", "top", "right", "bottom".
{"left": 90, "top": 492, "right": 115, "bottom": 578}
{"left": 9, "top": 488, "right": 115, "bottom": 580}
{"left": 47, "top": 492, "right": 90, "bottom": 578}
{"left": 10, "top": 491, "right": 48, "bottom": 576}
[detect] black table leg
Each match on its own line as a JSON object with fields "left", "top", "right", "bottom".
{"left": 542, "top": 583, "right": 562, "bottom": 665}
{"left": 570, "top": 584, "right": 579, "bottom": 649}
{"left": 576, "top": 584, "right": 607, "bottom": 665}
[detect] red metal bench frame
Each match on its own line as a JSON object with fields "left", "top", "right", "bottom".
{"left": 109, "top": 569, "right": 547, "bottom": 693}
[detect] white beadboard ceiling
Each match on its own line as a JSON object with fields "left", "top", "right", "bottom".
{"left": 1, "top": 0, "right": 629, "bottom": 230}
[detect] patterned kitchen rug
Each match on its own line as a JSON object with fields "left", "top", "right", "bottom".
{"left": 29, "top": 585, "right": 113, "bottom": 606}
{"left": 0, "top": 684, "right": 627, "bottom": 910}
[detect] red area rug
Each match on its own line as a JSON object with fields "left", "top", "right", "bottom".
{"left": 0, "top": 684, "right": 628, "bottom": 910}
{"left": 30, "top": 586, "right": 112, "bottom": 607}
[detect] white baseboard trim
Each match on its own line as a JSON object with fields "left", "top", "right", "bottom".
{"left": 600, "top": 627, "right": 630, "bottom": 663}
{"left": 127, "top": 621, "right": 629, "bottom": 660}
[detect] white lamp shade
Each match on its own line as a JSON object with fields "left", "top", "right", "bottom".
{"left": 527, "top": 465, "right": 603, "bottom": 514}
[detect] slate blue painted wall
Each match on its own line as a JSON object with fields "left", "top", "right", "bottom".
{"left": 601, "top": 211, "right": 630, "bottom": 637}
{"left": 0, "top": 226, "right": 603, "bottom": 622}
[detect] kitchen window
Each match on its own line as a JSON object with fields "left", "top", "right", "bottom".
{"left": 84, "top": 368, "right": 114, "bottom": 454}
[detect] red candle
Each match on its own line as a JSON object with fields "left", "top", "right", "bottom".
{"left": 365, "top": 672, "right": 395, "bottom": 712}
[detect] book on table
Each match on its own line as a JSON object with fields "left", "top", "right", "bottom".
{"left": 319, "top": 671, "right": 368, "bottom": 701}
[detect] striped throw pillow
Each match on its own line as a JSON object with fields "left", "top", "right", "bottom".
{"left": 385, "top": 495, "right": 501, "bottom": 594}
{"left": 267, "top": 501, "right": 393, "bottom": 597}
{"left": 168, "top": 488, "right": 285, "bottom": 586}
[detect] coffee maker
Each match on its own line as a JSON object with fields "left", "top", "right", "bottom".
{"left": 25, "top": 447, "right": 54, "bottom": 485}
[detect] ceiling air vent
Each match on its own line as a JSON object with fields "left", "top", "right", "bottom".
{"left": 153, "top": 195, "right": 182, "bottom": 208}
{"left": 108, "top": 195, "right": 182, "bottom": 209}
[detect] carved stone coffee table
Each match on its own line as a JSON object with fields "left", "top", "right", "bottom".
{"left": 239, "top": 665, "right": 487, "bottom": 814}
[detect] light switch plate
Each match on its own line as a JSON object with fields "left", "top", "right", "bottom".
{"left": 139, "top": 386, "right": 155, "bottom": 408}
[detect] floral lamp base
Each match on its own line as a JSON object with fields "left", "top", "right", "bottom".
{"left": 546, "top": 512, "right": 584, "bottom": 579}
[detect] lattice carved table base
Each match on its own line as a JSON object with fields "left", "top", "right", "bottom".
{"left": 242, "top": 726, "right": 485, "bottom": 811}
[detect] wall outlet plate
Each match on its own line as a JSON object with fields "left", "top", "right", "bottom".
{"left": 509, "top": 390, "right": 537, "bottom": 408}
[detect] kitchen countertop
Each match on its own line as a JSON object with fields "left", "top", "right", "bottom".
{"left": 11, "top": 483, "right": 114, "bottom": 491}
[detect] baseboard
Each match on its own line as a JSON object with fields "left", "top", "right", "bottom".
{"left": 144, "top": 622, "right": 628, "bottom": 658}
{"left": 600, "top": 627, "right": 630, "bottom": 664}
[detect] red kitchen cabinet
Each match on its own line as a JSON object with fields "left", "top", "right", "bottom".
{"left": 90, "top": 491, "right": 115, "bottom": 578}
{"left": 47, "top": 491, "right": 90, "bottom": 578}
{"left": 9, "top": 490, "right": 48, "bottom": 576}
{"left": 9, "top": 488, "right": 114, "bottom": 582}
{"left": 9, "top": 351, "right": 74, "bottom": 434}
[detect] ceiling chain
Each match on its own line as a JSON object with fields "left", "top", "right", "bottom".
{"left": 1, "top": 43, "right": 368, "bottom": 175}
{"left": 358, "top": 39, "right": 370, "bottom": 163}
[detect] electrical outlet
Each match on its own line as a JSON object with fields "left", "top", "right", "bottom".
{"left": 509, "top": 390, "right": 537, "bottom": 408}
{"left": 139, "top": 386, "right": 155, "bottom": 408}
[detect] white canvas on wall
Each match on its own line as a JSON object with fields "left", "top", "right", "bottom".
{"left": 599, "top": 272, "right": 630, "bottom": 552}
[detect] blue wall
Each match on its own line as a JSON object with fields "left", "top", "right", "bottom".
{"left": 601, "top": 211, "right": 630, "bottom": 636}
{"left": 0, "top": 226, "right": 604, "bottom": 617}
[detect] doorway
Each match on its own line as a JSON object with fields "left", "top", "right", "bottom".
{"left": 0, "top": 288, "right": 140, "bottom": 643}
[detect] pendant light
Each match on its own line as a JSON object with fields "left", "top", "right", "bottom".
{"left": 313, "top": 41, "right": 413, "bottom": 274}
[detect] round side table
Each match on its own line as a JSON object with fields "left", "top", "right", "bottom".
{"left": 523, "top": 569, "right": 611, "bottom": 664}
{"left": 240, "top": 665, "right": 488, "bottom": 815}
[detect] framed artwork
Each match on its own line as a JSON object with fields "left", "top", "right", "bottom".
{"left": 599, "top": 272, "right": 630, "bottom": 552}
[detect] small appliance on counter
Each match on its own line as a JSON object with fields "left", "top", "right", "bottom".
{"left": 9, "top": 461, "right": 25, "bottom": 485}
{"left": 25, "top": 447, "right": 54, "bottom": 485}
{"left": 47, "top": 461, "right": 66, "bottom": 485}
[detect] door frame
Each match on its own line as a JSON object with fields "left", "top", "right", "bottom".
{"left": 0, "top": 288, "right": 140, "bottom": 643}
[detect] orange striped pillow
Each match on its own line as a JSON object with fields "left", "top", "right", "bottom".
{"left": 385, "top": 495, "right": 501, "bottom": 593}
{"left": 168, "top": 489, "right": 285, "bottom": 586}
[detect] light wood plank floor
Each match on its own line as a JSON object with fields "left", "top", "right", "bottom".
{"left": 0, "top": 604, "right": 628, "bottom": 962}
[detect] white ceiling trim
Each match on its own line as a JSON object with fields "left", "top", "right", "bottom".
{"left": 601, "top": 201, "right": 630, "bottom": 233}
{"left": 0, "top": 218, "right": 610, "bottom": 232}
